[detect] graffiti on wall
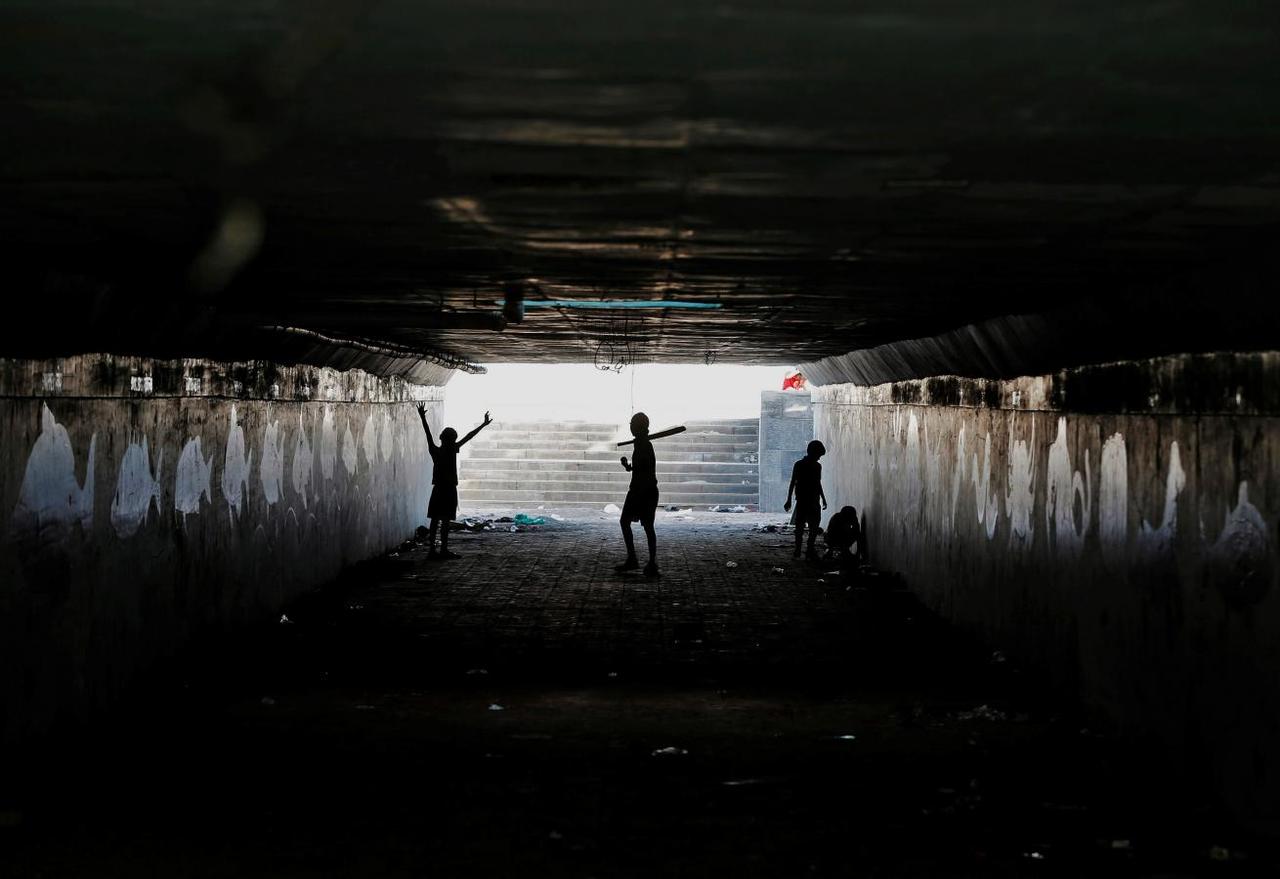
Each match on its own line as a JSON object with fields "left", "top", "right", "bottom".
{"left": 8, "top": 404, "right": 97, "bottom": 547}
{"left": 110, "top": 436, "right": 164, "bottom": 538}
{"left": 6, "top": 401, "right": 435, "bottom": 559}
{"left": 815, "top": 401, "right": 1272, "bottom": 603}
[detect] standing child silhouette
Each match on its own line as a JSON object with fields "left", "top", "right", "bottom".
{"left": 784, "top": 439, "right": 828, "bottom": 560}
{"left": 616, "top": 412, "right": 660, "bottom": 578}
{"left": 416, "top": 403, "right": 492, "bottom": 560}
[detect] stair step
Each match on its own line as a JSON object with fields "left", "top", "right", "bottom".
{"left": 458, "top": 489, "right": 759, "bottom": 505}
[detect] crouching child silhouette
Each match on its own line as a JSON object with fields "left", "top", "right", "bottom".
{"left": 616, "top": 412, "right": 660, "bottom": 578}
{"left": 416, "top": 403, "right": 492, "bottom": 559}
{"left": 784, "top": 439, "right": 827, "bottom": 560}
{"left": 824, "top": 505, "right": 862, "bottom": 571}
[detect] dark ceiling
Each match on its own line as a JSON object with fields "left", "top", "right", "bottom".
{"left": 2, "top": 0, "right": 1279, "bottom": 374}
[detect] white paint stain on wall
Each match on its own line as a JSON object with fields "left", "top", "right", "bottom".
{"left": 320, "top": 407, "right": 338, "bottom": 481}
{"left": 361, "top": 411, "right": 378, "bottom": 469}
{"left": 341, "top": 418, "right": 358, "bottom": 476}
{"left": 379, "top": 410, "right": 394, "bottom": 462}
{"left": 1207, "top": 482, "right": 1270, "bottom": 594}
{"left": 1099, "top": 433, "right": 1128, "bottom": 563}
{"left": 292, "top": 414, "right": 314, "bottom": 509}
{"left": 973, "top": 432, "right": 999, "bottom": 539}
{"left": 1137, "top": 441, "right": 1185, "bottom": 557}
{"left": 174, "top": 437, "right": 214, "bottom": 516}
{"left": 1045, "top": 417, "right": 1092, "bottom": 557}
{"left": 222, "top": 405, "right": 253, "bottom": 517}
{"left": 1006, "top": 419, "right": 1036, "bottom": 543}
{"left": 260, "top": 419, "right": 285, "bottom": 505}
{"left": 9, "top": 404, "right": 97, "bottom": 543}
{"left": 950, "top": 426, "right": 967, "bottom": 531}
{"left": 902, "top": 412, "right": 923, "bottom": 531}
{"left": 111, "top": 436, "right": 165, "bottom": 538}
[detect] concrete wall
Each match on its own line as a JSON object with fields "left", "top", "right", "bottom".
{"left": 0, "top": 354, "right": 445, "bottom": 741}
{"left": 758, "top": 390, "right": 814, "bottom": 513}
{"left": 812, "top": 352, "right": 1280, "bottom": 825}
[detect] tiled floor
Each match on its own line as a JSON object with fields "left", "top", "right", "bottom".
{"left": 6, "top": 512, "right": 1263, "bottom": 877}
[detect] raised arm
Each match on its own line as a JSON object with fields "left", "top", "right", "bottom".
{"left": 415, "top": 402, "right": 437, "bottom": 451}
{"left": 458, "top": 410, "right": 493, "bottom": 448}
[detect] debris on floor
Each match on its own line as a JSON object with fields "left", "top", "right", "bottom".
{"left": 725, "top": 561, "right": 739, "bottom": 569}
{"left": 955, "top": 704, "right": 1009, "bottom": 722}
{"left": 514, "top": 513, "right": 546, "bottom": 525}
{"left": 651, "top": 746, "right": 688, "bottom": 757}
{"left": 772, "top": 567, "right": 786, "bottom": 574}
{"left": 603, "top": 503, "right": 621, "bottom": 514}
{"left": 710, "top": 504, "right": 750, "bottom": 512}
{"left": 665, "top": 504, "right": 692, "bottom": 512}
{"left": 488, "top": 703, "right": 505, "bottom": 712}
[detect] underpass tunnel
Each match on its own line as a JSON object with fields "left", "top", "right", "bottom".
{"left": 2, "top": 1, "right": 1279, "bottom": 874}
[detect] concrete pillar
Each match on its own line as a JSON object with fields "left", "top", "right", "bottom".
{"left": 758, "top": 390, "right": 814, "bottom": 513}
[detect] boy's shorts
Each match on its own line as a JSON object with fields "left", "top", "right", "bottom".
{"left": 428, "top": 485, "right": 458, "bottom": 522}
{"left": 621, "top": 486, "right": 659, "bottom": 522}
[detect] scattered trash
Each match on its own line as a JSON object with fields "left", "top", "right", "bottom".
{"left": 709, "top": 504, "right": 750, "bottom": 513}
{"left": 990, "top": 650, "right": 1007, "bottom": 664}
{"left": 279, "top": 613, "right": 292, "bottom": 625}
{"left": 509, "top": 525, "right": 518, "bottom": 532}
{"left": 260, "top": 696, "right": 276, "bottom": 706}
{"left": 607, "top": 671, "right": 619, "bottom": 678}
{"left": 415, "top": 525, "right": 430, "bottom": 539}
{"left": 550, "top": 514, "right": 565, "bottom": 521}
{"left": 1207, "top": 845, "right": 1246, "bottom": 862}
{"left": 1022, "top": 851, "right": 1046, "bottom": 861}
{"left": 495, "top": 516, "right": 514, "bottom": 523}
{"left": 651, "top": 746, "right": 688, "bottom": 757}
{"left": 346, "top": 603, "right": 364, "bottom": 611}
{"left": 955, "top": 704, "right": 1009, "bottom": 722}
{"left": 665, "top": 504, "right": 693, "bottom": 512}
{"left": 488, "top": 703, "right": 506, "bottom": 712}
{"left": 466, "top": 668, "right": 489, "bottom": 676}
{"left": 603, "top": 503, "right": 621, "bottom": 514}
{"left": 453, "top": 517, "right": 496, "bottom": 532}
{"left": 754, "top": 523, "right": 779, "bottom": 533}
{"left": 725, "top": 561, "right": 739, "bottom": 569}
{"left": 514, "top": 513, "right": 546, "bottom": 525}
{"left": 817, "top": 579, "right": 826, "bottom": 585}
{"left": 833, "top": 734, "right": 857, "bottom": 741}
{"left": 772, "top": 566, "right": 786, "bottom": 574}
{"left": 389, "top": 552, "right": 399, "bottom": 558}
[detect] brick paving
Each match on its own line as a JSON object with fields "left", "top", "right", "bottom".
{"left": 7, "top": 512, "right": 1263, "bottom": 878}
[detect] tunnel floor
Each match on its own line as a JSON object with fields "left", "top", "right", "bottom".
{"left": 7, "top": 512, "right": 1264, "bottom": 877}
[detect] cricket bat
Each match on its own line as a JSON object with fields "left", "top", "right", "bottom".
{"left": 616, "top": 425, "right": 687, "bottom": 447}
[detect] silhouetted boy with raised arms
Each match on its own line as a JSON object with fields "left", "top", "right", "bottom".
{"left": 784, "top": 439, "right": 828, "bottom": 560}
{"left": 616, "top": 411, "right": 660, "bottom": 578}
{"left": 416, "top": 402, "right": 492, "bottom": 560}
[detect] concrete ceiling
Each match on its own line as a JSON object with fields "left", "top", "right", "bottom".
{"left": 2, "top": 0, "right": 1279, "bottom": 374}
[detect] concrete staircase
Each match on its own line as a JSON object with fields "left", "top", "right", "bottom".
{"left": 458, "top": 419, "right": 759, "bottom": 510}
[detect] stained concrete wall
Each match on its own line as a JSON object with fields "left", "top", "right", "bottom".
{"left": 0, "top": 354, "right": 445, "bottom": 741}
{"left": 758, "top": 390, "right": 814, "bottom": 513}
{"left": 813, "top": 352, "right": 1280, "bottom": 825}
